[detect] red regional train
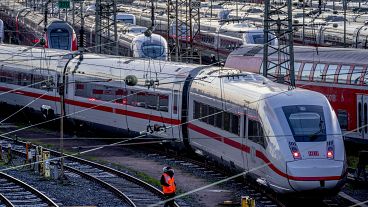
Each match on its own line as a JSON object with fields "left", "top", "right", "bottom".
{"left": 225, "top": 45, "right": 368, "bottom": 142}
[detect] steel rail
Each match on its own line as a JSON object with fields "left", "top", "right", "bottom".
{"left": 0, "top": 172, "right": 59, "bottom": 207}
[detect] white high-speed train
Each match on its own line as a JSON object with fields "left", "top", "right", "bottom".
{"left": 0, "top": 44, "right": 346, "bottom": 195}
{"left": 115, "top": 24, "right": 168, "bottom": 60}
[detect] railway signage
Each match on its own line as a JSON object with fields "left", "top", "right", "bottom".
{"left": 58, "top": 0, "right": 70, "bottom": 9}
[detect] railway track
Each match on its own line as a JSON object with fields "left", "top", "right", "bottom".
{"left": 0, "top": 171, "right": 59, "bottom": 207}
{"left": 143, "top": 146, "right": 283, "bottom": 207}
{"left": 141, "top": 145, "right": 362, "bottom": 207}
{"left": 0, "top": 136, "right": 186, "bottom": 207}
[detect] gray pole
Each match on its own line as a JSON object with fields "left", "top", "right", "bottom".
{"left": 151, "top": 0, "right": 155, "bottom": 27}
{"left": 114, "top": 0, "right": 118, "bottom": 55}
{"left": 263, "top": 0, "right": 269, "bottom": 77}
{"left": 288, "top": 0, "right": 295, "bottom": 87}
{"left": 175, "top": 0, "right": 179, "bottom": 62}
{"left": 343, "top": 0, "right": 346, "bottom": 47}
{"left": 303, "top": 0, "right": 305, "bottom": 45}
{"left": 72, "top": 1, "right": 75, "bottom": 27}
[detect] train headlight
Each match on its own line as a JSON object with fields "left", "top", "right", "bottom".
{"left": 289, "top": 141, "right": 302, "bottom": 160}
{"left": 292, "top": 151, "right": 301, "bottom": 159}
{"left": 327, "top": 148, "right": 334, "bottom": 159}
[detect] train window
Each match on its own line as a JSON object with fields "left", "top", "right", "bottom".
{"left": 173, "top": 90, "right": 178, "bottom": 114}
{"left": 283, "top": 105, "right": 326, "bottom": 142}
{"left": 141, "top": 44, "right": 165, "bottom": 58}
{"left": 294, "top": 62, "right": 301, "bottom": 79}
{"left": 359, "top": 103, "right": 362, "bottom": 133}
{"left": 75, "top": 82, "right": 86, "bottom": 97}
{"left": 28, "top": 73, "right": 53, "bottom": 91}
{"left": 136, "top": 92, "right": 146, "bottom": 108}
{"left": 365, "top": 103, "right": 367, "bottom": 133}
{"left": 146, "top": 93, "right": 158, "bottom": 110}
{"left": 313, "top": 64, "right": 325, "bottom": 82}
{"left": 158, "top": 95, "right": 168, "bottom": 112}
{"left": 231, "top": 114, "right": 240, "bottom": 135}
{"left": 208, "top": 106, "right": 215, "bottom": 125}
{"left": 338, "top": 65, "right": 351, "bottom": 84}
{"left": 223, "top": 112, "right": 231, "bottom": 132}
{"left": 0, "top": 70, "right": 16, "bottom": 84}
{"left": 19, "top": 73, "right": 32, "bottom": 86}
{"left": 50, "top": 29, "right": 70, "bottom": 50}
{"left": 301, "top": 63, "right": 313, "bottom": 80}
{"left": 128, "top": 90, "right": 137, "bottom": 106}
{"left": 215, "top": 108, "right": 223, "bottom": 129}
{"left": 194, "top": 101, "right": 200, "bottom": 119}
{"left": 201, "top": 104, "right": 208, "bottom": 123}
{"left": 337, "top": 110, "right": 348, "bottom": 130}
{"left": 350, "top": 65, "right": 364, "bottom": 84}
{"left": 325, "top": 64, "right": 338, "bottom": 83}
{"left": 248, "top": 119, "right": 266, "bottom": 148}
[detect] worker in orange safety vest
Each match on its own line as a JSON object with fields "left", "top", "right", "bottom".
{"left": 160, "top": 166, "right": 176, "bottom": 207}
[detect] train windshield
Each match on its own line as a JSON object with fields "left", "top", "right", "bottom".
{"left": 50, "top": 28, "right": 70, "bottom": 50}
{"left": 283, "top": 105, "right": 326, "bottom": 142}
{"left": 142, "top": 44, "right": 165, "bottom": 58}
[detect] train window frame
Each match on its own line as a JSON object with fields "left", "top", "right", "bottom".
{"left": 300, "top": 63, "right": 314, "bottom": 81}
{"left": 312, "top": 63, "right": 326, "bottom": 82}
{"left": 231, "top": 114, "right": 240, "bottom": 135}
{"left": 338, "top": 65, "right": 352, "bottom": 84}
{"left": 283, "top": 105, "right": 327, "bottom": 142}
{"left": 172, "top": 91, "right": 178, "bottom": 114}
{"left": 350, "top": 65, "right": 365, "bottom": 85}
{"left": 201, "top": 104, "right": 209, "bottom": 123}
{"left": 337, "top": 110, "right": 348, "bottom": 130}
{"left": 223, "top": 112, "right": 231, "bottom": 132}
{"left": 294, "top": 62, "right": 302, "bottom": 80}
{"left": 215, "top": 108, "right": 223, "bottom": 129}
{"left": 324, "top": 64, "right": 339, "bottom": 83}
{"left": 208, "top": 106, "right": 215, "bottom": 126}
{"left": 194, "top": 101, "right": 201, "bottom": 119}
{"left": 248, "top": 119, "right": 266, "bottom": 148}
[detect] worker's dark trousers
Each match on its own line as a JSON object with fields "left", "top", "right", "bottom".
{"left": 164, "top": 193, "right": 176, "bottom": 207}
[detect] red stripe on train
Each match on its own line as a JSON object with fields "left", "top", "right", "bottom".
{"left": 188, "top": 123, "right": 342, "bottom": 181}
{"left": 0, "top": 86, "right": 179, "bottom": 125}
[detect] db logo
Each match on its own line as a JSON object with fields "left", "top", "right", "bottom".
{"left": 308, "top": 151, "right": 319, "bottom": 156}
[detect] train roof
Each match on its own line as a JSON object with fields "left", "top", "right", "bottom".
{"left": 229, "top": 44, "right": 368, "bottom": 65}
{"left": 191, "top": 67, "right": 326, "bottom": 109}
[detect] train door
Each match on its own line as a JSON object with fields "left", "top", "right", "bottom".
{"left": 171, "top": 83, "right": 181, "bottom": 140}
{"left": 357, "top": 95, "right": 368, "bottom": 140}
{"left": 246, "top": 116, "right": 267, "bottom": 178}
{"left": 241, "top": 111, "right": 249, "bottom": 171}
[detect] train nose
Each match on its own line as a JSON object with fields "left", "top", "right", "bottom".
{"left": 286, "top": 159, "right": 344, "bottom": 192}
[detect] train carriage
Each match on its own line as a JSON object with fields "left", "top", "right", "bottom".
{"left": 225, "top": 45, "right": 368, "bottom": 142}
{"left": 0, "top": 44, "right": 346, "bottom": 195}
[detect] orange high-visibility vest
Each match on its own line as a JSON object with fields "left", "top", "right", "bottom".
{"left": 162, "top": 173, "right": 176, "bottom": 194}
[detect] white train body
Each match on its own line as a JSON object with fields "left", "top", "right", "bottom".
{"left": 0, "top": 44, "right": 346, "bottom": 195}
